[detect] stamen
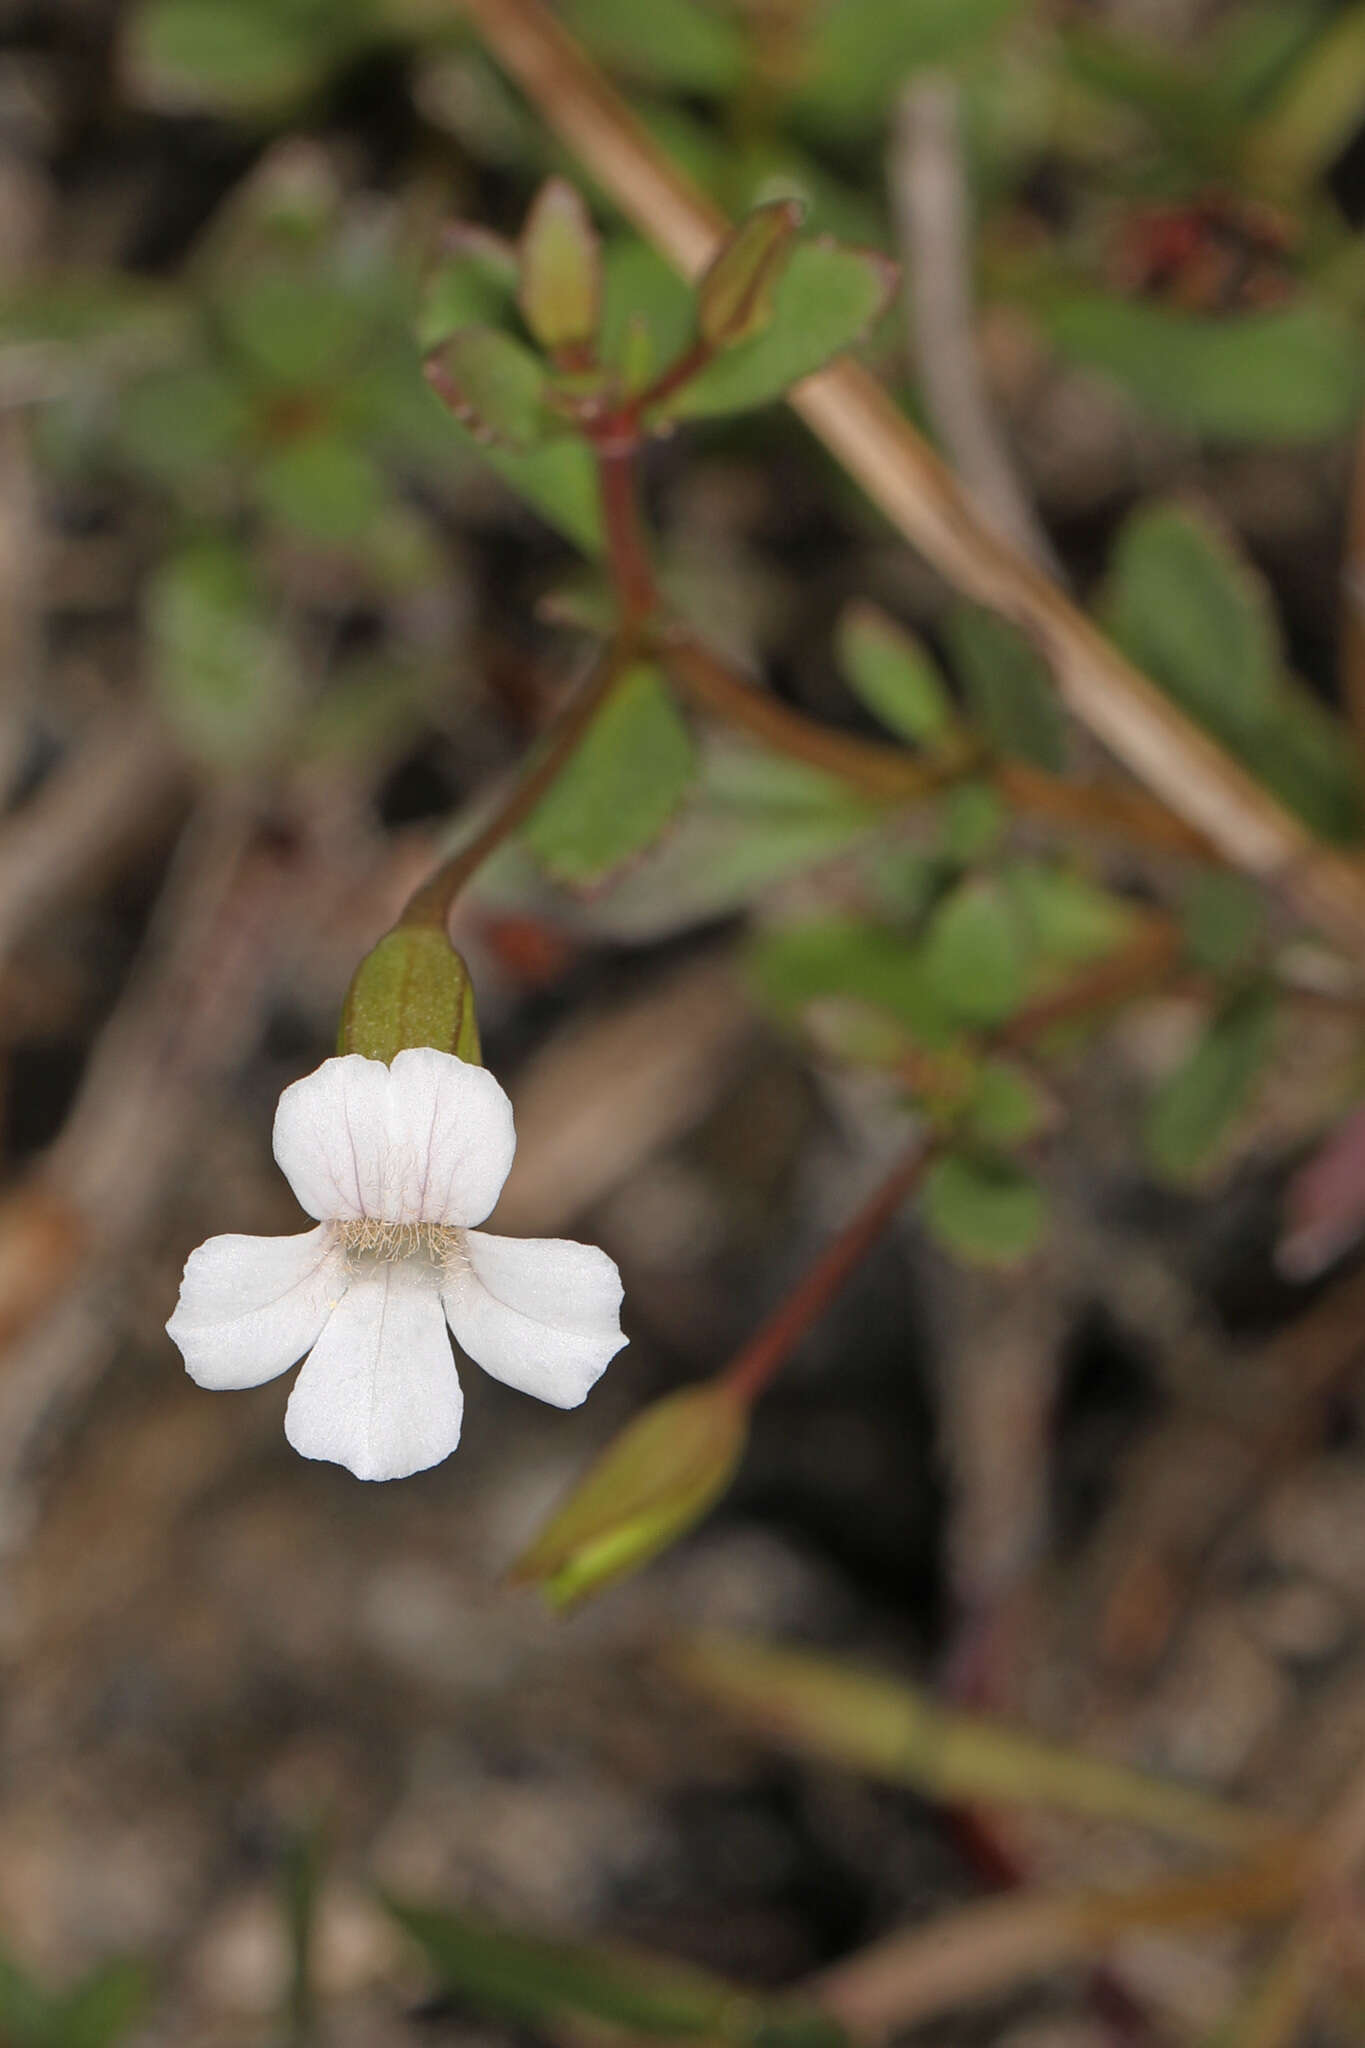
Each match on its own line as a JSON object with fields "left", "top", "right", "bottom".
{"left": 336, "top": 1219, "right": 464, "bottom": 1266}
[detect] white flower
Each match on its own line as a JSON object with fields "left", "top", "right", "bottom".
{"left": 166, "top": 1048, "right": 626, "bottom": 1481}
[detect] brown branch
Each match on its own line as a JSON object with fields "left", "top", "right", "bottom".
{"left": 458, "top": 0, "right": 1365, "bottom": 956}
{"left": 1209, "top": 1739, "right": 1365, "bottom": 2048}
{"left": 0, "top": 708, "right": 187, "bottom": 966}
{"left": 812, "top": 1852, "right": 1306, "bottom": 2040}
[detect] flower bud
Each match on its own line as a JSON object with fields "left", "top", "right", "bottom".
{"left": 518, "top": 177, "right": 601, "bottom": 357}
{"left": 511, "top": 1382, "right": 748, "bottom": 1608}
{"left": 339, "top": 925, "right": 482, "bottom": 1066}
{"left": 696, "top": 198, "right": 804, "bottom": 349}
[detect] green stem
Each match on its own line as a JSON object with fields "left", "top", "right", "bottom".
{"left": 398, "top": 641, "right": 629, "bottom": 931}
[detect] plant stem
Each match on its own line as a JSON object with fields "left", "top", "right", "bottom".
{"left": 662, "top": 628, "right": 977, "bottom": 803}
{"left": 597, "top": 443, "right": 658, "bottom": 625}
{"left": 723, "top": 1140, "right": 934, "bottom": 1407}
{"left": 667, "top": 628, "right": 1210, "bottom": 854}
{"left": 632, "top": 336, "right": 713, "bottom": 416}
{"left": 398, "top": 641, "right": 628, "bottom": 931}
{"left": 395, "top": 442, "right": 653, "bottom": 931}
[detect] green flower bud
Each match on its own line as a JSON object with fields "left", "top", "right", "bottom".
{"left": 339, "top": 925, "right": 482, "bottom": 1066}
{"left": 518, "top": 177, "right": 601, "bottom": 357}
{"left": 511, "top": 1382, "right": 748, "bottom": 1608}
{"left": 696, "top": 198, "right": 804, "bottom": 350}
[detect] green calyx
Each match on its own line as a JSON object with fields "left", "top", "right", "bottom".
{"left": 338, "top": 925, "right": 482, "bottom": 1066}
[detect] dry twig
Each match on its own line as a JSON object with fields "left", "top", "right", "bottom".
{"left": 813, "top": 1854, "right": 1306, "bottom": 2038}
{"left": 891, "top": 76, "right": 1060, "bottom": 577}
{"left": 0, "top": 707, "right": 186, "bottom": 966}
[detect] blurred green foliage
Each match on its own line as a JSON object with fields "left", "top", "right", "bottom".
{"left": 8, "top": 0, "right": 1361, "bottom": 1259}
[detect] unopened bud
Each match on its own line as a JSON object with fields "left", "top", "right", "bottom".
{"left": 339, "top": 926, "right": 482, "bottom": 1066}
{"left": 518, "top": 177, "right": 601, "bottom": 356}
{"left": 511, "top": 1382, "right": 748, "bottom": 1608}
{"left": 696, "top": 199, "right": 804, "bottom": 349}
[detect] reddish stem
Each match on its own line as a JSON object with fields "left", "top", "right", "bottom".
{"left": 724, "top": 1141, "right": 933, "bottom": 1407}
{"left": 631, "top": 336, "right": 714, "bottom": 418}
{"left": 596, "top": 442, "right": 658, "bottom": 626}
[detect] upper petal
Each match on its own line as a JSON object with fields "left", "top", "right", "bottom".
{"left": 284, "top": 1260, "right": 463, "bottom": 1481}
{"left": 272, "top": 1048, "right": 516, "bottom": 1227}
{"left": 167, "top": 1225, "right": 347, "bottom": 1390}
{"left": 442, "top": 1231, "right": 626, "bottom": 1409}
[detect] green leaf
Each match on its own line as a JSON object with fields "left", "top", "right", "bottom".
{"left": 1180, "top": 872, "right": 1266, "bottom": 977}
{"left": 217, "top": 273, "right": 370, "bottom": 386}
{"left": 1102, "top": 501, "right": 1281, "bottom": 737}
{"left": 662, "top": 239, "right": 896, "bottom": 420}
{"left": 1043, "top": 292, "right": 1365, "bottom": 442}
{"left": 0, "top": 277, "right": 185, "bottom": 352}
{"left": 385, "top": 1900, "right": 845, "bottom": 2048}
{"left": 257, "top": 434, "right": 385, "bottom": 543}
{"left": 1240, "top": 689, "right": 1363, "bottom": 841}
{"left": 600, "top": 238, "right": 697, "bottom": 382}
{"left": 941, "top": 783, "right": 1005, "bottom": 864}
{"left": 967, "top": 1061, "right": 1048, "bottom": 1145}
{"left": 921, "top": 1152, "right": 1046, "bottom": 1264}
{"left": 921, "top": 878, "right": 1027, "bottom": 1026}
{"left": 749, "top": 918, "right": 956, "bottom": 1047}
{"left": 525, "top": 663, "right": 696, "bottom": 885}
{"left": 425, "top": 327, "right": 553, "bottom": 450}
{"left": 674, "top": 1633, "right": 1280, "bottom": 1853}
{"left": 477, "top": 435, "right": 605, "bottom": 553}
{"left": 791, "top": 0, "right": 1021, "bottom": 137}
{"left": 1102, "top": 501, "right": 1362, "bottom": 838}
{"left": 388, "top": 1902, "right": 729, "bottom": 2035}
{"left": 946, "top": 603, "right": 1067, "bottom": 771}
{"left": 1008, "top": 862, "right": 1134, "bottom": 966}
{"left": 122, "top": 0, "right": 364, "bottom": 115}
{"left": 1243, "top": 1, "right": 1365, "bottom": 194}
{"left": 146, "top": 542, "right": 298, "bottom": 766}
{"left": 417, "top": 228, "right": 520, "bottom": 349}
{"left": 563, "top": 0, "right": 747, "bottom": 94}
{"left": 1145, "top": 989, "right": 1277, "bottom": 1180}
{"left": 837, "top": 600, "right": 954, "bottom": 746}
{"left": 116, "top": 365, "right": 254, "bottom": 485}
{"left": 57, "top": 1962, "right": 150, "bottom": 2048}
{"left": 519, "top": 179, "right": 602, "bottom": 354}
{"left": 506, "top": 738, "right": 879, "bottom": 941}
{"left": 0, "top": 1944, "right": 54, "bottom": 2047}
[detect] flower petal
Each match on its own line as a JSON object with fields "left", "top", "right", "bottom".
{"left": 272, "top": 1049, "right": 516, "bottom": 1226}
{"left": 443, "top": 1231, "right": 626, "bottom": 1409}
{"left": 284, "top": 1261, "right": 463, "bottom": 1481}
{"left": 382, "top": 1047, "right": 517, "bottom": 1227}
{"left": 167, "top": 1226, "right": 346, "bottom": 1390}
